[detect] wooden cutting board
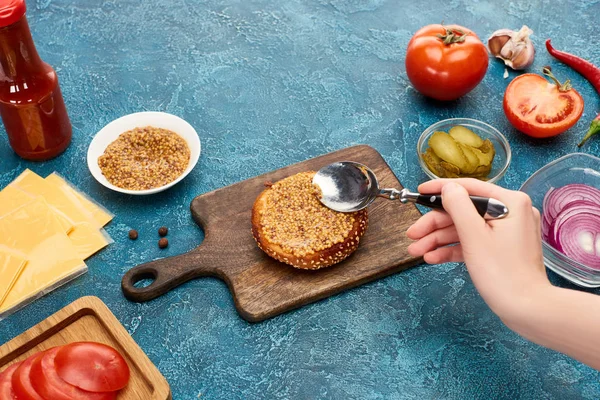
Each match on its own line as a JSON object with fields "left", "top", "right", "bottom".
{"left": 122, "top": 145, "right": 423, "bottom": 322}
{"left": 0, "top": 296, "right": 171, "bottom": 400}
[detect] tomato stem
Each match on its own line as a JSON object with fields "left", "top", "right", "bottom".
{"left": 543, "top": 66, "right": 572, "bottom": 92}
{"left": 436, "top": 27, "right": 468, "bottom": 45}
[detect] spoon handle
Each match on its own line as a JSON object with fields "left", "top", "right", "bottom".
{"left": 403, "top": 191, "right": 508, "bottom": 219}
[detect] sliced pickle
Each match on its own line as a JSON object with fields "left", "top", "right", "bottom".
{"left": 457, "top": 143, "right": 479, "bottom": 174}
{"left": 478, "top": 139, "right": 496, "bottom": 159}
{"left": 422, "top": 148, "right": 446, "bottom": 177}
{"left": 444, "top": 171, "right": 461, "bottom": 178}
{"left": 470, "top": 163, "right": 492, "bottom": 177}
{"left": 428, "top": 131, "right": 469, "bottom": 172}
{"left": 440, "top": 161, "right": 461, "bottom": 177}
{"left": 449, "top": 125, "right": 484, "bottom": 148}
{"left": 471, "top": 147, "right": 493, "bottom": 167}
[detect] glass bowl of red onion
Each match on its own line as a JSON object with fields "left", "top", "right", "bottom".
{"left": 520, "top": 153, "right": 600, "bottom": 287}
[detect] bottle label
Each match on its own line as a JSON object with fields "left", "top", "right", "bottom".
{"left": 17, "top": 104, "right": 45, "bottom": 150}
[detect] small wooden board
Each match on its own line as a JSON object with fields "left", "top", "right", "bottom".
{"left": 0, "top": 296, "right": 171, "bottom": 400}
{"left": 122, "top": 145, "right": 424, "bottom": 322}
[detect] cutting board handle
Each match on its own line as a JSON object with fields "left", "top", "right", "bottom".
{"left": 121, "top": 252, "right": 216, "bottom": 302}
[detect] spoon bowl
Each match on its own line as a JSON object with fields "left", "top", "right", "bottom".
{"left": 313, "top": 162, "right": 381, "bottom": 212}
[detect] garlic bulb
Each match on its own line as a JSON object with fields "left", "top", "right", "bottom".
{"left": 488, "top": 26, "right": 535, "bottom": 70}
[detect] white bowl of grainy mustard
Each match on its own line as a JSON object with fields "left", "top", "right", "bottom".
{"left": 87, "top": 112, "right": 201, "bottom": 195}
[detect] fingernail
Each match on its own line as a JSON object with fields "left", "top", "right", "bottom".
{"left": 442, "top": 182, "right": 459, "bottom": 194}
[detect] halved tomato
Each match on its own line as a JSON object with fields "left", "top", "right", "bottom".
{"left": 54, "top": 342, "right": 130, "bottom": 393}
{"left": 503, "top": 71, "right": 584, "bottom": 138}
{"left": 30, "top": 347, "right": 116, "bottom": 400}
{"left": 12, "top": 353, "right": 45, "bottom": 400}
{"left": 0, "top": 362, "right": 20, "bottom": 399}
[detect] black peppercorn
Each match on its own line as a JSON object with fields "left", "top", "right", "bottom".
{"left": 158, "top": 226, "right": 168, "bottom": 237}
{"left": 158, "top": 238, "right": 169, "bottom": 249}
{"left": 128, "top": 229, "right": 138, "bottom": 240}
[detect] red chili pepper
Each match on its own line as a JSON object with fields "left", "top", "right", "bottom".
{"left": 546, "top": 39, "right": 600, "bottom": 94}
{"left": 578, "top": 113, "right": 600, "bottom": 147}
{"left": 546, "top": 39, "right": 600, "bottom": 146}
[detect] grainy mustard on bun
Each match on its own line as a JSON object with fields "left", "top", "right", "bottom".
{"left": 251, "top": 171, "right": 368, "bottom": 270}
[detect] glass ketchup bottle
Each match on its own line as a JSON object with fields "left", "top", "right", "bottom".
{"left": 0, "top": 0, "right": 71, "bottom": 161}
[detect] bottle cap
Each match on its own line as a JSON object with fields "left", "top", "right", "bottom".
{"left": 0, "top": 0, "right": 26, "bottom": 28}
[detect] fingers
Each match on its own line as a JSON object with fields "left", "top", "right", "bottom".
{"left": 408, "top": 225, "right": 459, "bottom": 257}
{"left": 532, "top": 206, "right": 542, "bottom": 237}
{"left": 532, "top": 206, "right": 541, "bottom": 224}
{"left": 418, "top": 179, "right": 536, "bottom": 220}
{"left": 406, "top": 210, "right": 453, "bottom": 240}
{"left": 485, "top": 191, "right": 533, "bottom": 227}
{"left": 423, "top": 244, "right": 464, "bottom": 264}
{"left": 440, "top": 182, "right": 489, "bottom": 243}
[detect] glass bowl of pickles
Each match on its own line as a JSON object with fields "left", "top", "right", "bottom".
{"left": 417, "top": 118, "right": 511, "bottom": 184}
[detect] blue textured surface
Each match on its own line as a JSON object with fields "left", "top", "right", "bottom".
{"left": 2, "top": 0, "right": 600, "bottom": 398}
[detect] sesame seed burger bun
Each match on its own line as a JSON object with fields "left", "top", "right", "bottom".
{"left": 251, "top": 171, "right": 368, "bottom": 270}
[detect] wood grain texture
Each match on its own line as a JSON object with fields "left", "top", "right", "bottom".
{"left": 0, "top": 296, "right": 171, "bottom": 400}
{"left": 122, "top": 145, "right": 424, "bottom": 322}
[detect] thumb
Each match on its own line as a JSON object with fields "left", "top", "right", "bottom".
{"left": 441, "top": 182, "right": 487, "bottom": 243}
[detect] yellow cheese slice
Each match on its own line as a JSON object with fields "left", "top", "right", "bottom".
{"left": 0, "top": 247, "right": 27, "bottom": 308}
{"left": 0, "top": 185, "right": 33, "bottom": 216}
{"left": 45, "top": 173, "right": 113, "bottom": 227}
{"left": 68, "top": 222, "right": 111, "bottom": 260}
{"left": 0, "top": 184, "right": 72, "bottom": 234}
{"left": 0, "top": 198, "right": 86, "bottom": 314}
{"left": 11, "top": 170, "right": 97, "bottom": 232}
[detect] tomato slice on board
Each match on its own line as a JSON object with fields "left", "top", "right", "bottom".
{"left": 30, "top": 347, "right": 116, "bottom": 400}
{"left": 54, "top": 342, "right": 130, "bottom": 393}
{"left": 0, "top": 362, "right": 21, "bottom": 400}
{"left": 503, "top": 73, "right": 584, "bottom": 138}
{"left": 11, "top": 353, "right": 45, "bottom": 400}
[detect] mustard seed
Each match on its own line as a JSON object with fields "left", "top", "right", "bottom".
{"left": 158, "top": 226, "right": 168, "bottom": 237}
{"left": 158, "top": 238, "right": 169, "bottom": 249}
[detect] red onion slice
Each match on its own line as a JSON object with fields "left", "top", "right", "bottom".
{"left": 541, "top": 216, "right": 551, "bottom": 241}
{"left": 552, "top": 200, "right": 599, "bottom": 245}
{"left": 541, "top": 184, "right": 600, "bottom": 270}
{"left": 542, "top": 187, "right": 555, "bottom": 218}
{"left": 544, "top": 184, "right": 600, "bottom": 221}
{"left": 556, "top": 213, "right": 600, "bottom": 269}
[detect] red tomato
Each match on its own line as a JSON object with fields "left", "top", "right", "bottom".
{"left": 30, "top": 347, "right": 116, "bottom": 400}
{"left": 405, "top": 24, "right": 489, "bottom": 101}
{"left": 54, "top": 342, "right": 130, "bottom": 393}
{"left": 12, "top": 353, "right": 45, "bottom": 400}
{"left": 503, "top": 73, "right": 584, "bottom": 138}
{"left": 0, "top": 362, "right": 20, "bottom": 399}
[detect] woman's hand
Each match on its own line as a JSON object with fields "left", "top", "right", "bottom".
{"left": 406, "top": 179, "right": 550, "bottom": 323}
{"left": 407, "top": 179, "right": 600, "bottom": 370}
{"left": 406, "top": 179, "right": 600, "bottom": 371}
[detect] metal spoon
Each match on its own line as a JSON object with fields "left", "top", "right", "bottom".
{"left": 312, "top": 161, "right": 509, "bottom": 219}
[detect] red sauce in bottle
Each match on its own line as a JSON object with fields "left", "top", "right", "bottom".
{"left": 0, "top": 0, "right": 71, "bottom": 161}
